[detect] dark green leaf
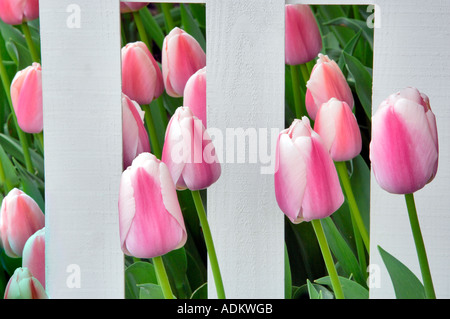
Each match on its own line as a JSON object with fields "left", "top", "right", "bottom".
{"left": 12, "top": 158, "right": 44, "bottom": 212}
{"left": 285, "top": 244, "right": 292, "bottom": 299}
{"left": 324, "top": 17, "right": 373, "bottom": 49}
{"left": 125, "top": 261, "right": 158, "bottom": 299}
{"left": 139, "top": 7, "right": 165, "bottom": 50}
{"left": 0, "top": 249, "right": 21, "bottom": 276}
{"left": 190, "top": 282, "right": 207, "bottom": 299}
{"left": 0, "top": 143, "right": 19, "bottom": 190}
{"left": 307, "top": 279, "right": 321, "bottom": 299}
{"left": 162, "top": 248, "right": 191, "bottom": 299}
{"left": 292, "top": 283, "right": 334, "bottom": 299}
{"left": 338, "top": 30, "right": 362, "bottom": 72}
{"left": 315, "top": 276, "right": 369, "bottom": 299}
{"left": 180, "top": 4, "right": 206, "bottom": 51}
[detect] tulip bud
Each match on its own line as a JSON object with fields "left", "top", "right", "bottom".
{"left": 305, "top": 54, "right": 354, "bottom": 120}
{"left": 122, "top": 94, "right": 151, "bottom": 169}
{"left": 162, "top": 107, "right": 221, "bottom": 191}
{"left": 119, "top": 153, "right": 187, "bottom": 258}
{"left": 4, "top": 267, "right": 47, "bottom": 299}
{"left": 162, "top": 27, "right": 206, "bottom": 98}
{"left": 122, "top": 41, "right": 164, "bottom": 105}
{"left": 0, "top": 0, "right": 39, "bottom": 25}
{"left": 275, "top": 117, "right": 344, "bottom": 223}
{"left": 22, "top": 228, "right": 45, "bottom": 288}
{"left": 183, "top": 67, "right": 206, "bottom": 127}
{"left": 0, "top": 188, "right": 45, "bottom": 258}
{"left": 10, "top": 62, "right": 43, "bottom": 134}
{"left": 285, "top": 4, "right": 322, "bottom": 66}
{"left": 120, "top": 2, "right": 149, "bottom": 14}
{"left": 314, "top": 98, "right": 362, "bottom": 162}
{"left": 370, "top": 87, "right": 438, "bottom": 194}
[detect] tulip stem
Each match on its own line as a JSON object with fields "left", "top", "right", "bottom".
{"left": 404, "top": 193, "right": 436, "bottom": 299}
{"left": 191, "top": 190, "right": 226, "bottom": 299}
{"left": 21, "top": 22, "right": 40, "bottom": 63}
{"left": 161, "top": 3, "right": 176, "bottom": 32}
{"left": 133, "top": 10, "right": 151, "bottom": 52}
{"left": 335, "top": 161, "right": 370, "bottom": 254}
{"left": 142, "top": 104, "right": 162, "bottom": 159}
{"left": 152, "top": 256, "right": 175, "bottom": 299}
{"left": 311, "top": 219, "right": 345, "bottom": 299}
{"left": 290, "top": 64, "right": 306, "bottom": 119}
{"left": 0, "top": 50, "right": 34, "bottom": 174}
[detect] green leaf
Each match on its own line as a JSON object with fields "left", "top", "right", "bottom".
{"left": 349, "top": 155, "right": 370, "bottom": 232}
{"left": 0, "top": 143, "right": 19, "bottom": 190}
{"left": 0, "top": 248, "right": 21, "bottom": 276}
{"left": 315, "top": 276, "right": 369, "bottom": 299}
{"left": 292, "top": 283, "right": 334, "bottom": 299}
{"left": 12, "top": 158, "right": 45, "bottom": 212}
{"left": 162, "top": 247, "right": 192, "bottom": 299}
{"left": 189, "top": 4, "right": 206, "bottom": 29}
{"left": 338, "top": 30, "right": 362, "bottom": 72}
{"left": 317, "top": 6, "right": 355, "bottom": 48}
{"left": 285, "top": 244, "right": 292, "bottom": 299}
{"left": 138, "top": 283, "right": 165, "bottom": 299}
{"left": 180, "top": 4, "right": 206, "bottom": 51}
{"left": 378, "top": 246, "right": 426, "bottom": 299}
{"left": 138, "top": 7, "right": 165, "bottom": 50}
{"left": 343, "top": 52, "right": 372, "bottom": 120}
{"left": 324, "top": 17, "right": 373, "bottom": 50}
{"left": 307, "top": 279, "right": 321, "bottom": 299}
{"left": 190, "top": 282, "right": 207, "bottom": 299}
{"left": 125, "top": 261, "right": 158, "bottom": 299}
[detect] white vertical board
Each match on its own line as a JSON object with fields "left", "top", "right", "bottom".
{"left": 40, "top": 0, "right": 124, "bottom": 298}
{"left": 369, "top": 0, "right": 450, "bottom": 298}
{"left": 206, "top": 0, "right": 285, "bottom": 299}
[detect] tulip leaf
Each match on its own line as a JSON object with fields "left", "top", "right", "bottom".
{"left": 317, "top": 6, "right": 355, "bottom": 48}
{"left": 138, "top": 7, "right": 165, "bottom": 50}
{"left": 0, "top": 249, "right": 22, "bottom": 276}
{"left": 343, "top": 52, "right": 372, "bottom": 120}
{"left": 349, "top": 155, "right": 370, "bottom": 232}
{"left": 378, "top": 246, "right": 426, "bottom": 299}
{"left": 285, "top": 243, "right": 292, "bottom": 299}
{"left": 125, "top": 261, "right": 158, "bottom": 299}
{"left": 338, "top": 30, "right": 362, "bottom": 72}
{"left": 189, "top": 4, "right": 206, "bottom": 30}
{"left": 0, "top": 143, "right": 19, "bottom": 190}
{"left": 292, "top": 283, "right": 334, "bottom": 299}
{"left": 180, "top": 4, "right": 206, "bottom": 52}
{"left": 315, "top": 276, "right": 369, "bottom": 299}
{"left": 138, "top": 283, "right": 165, "bottom": 299}
{"left": 190, "top": 282, "right": 207, "bottom": 299}
{"left": 0, "top": 268, "right": 6, "bottom": 297}
{"left": 324, "top": 17, "right": 373, "bottom": 50}
{"left": 162, "top": 247, "right": 192, "bottom": 299}
{"left": 11, "top": 158, "right": 45, "bottom": 212}
{"left": 307, "top": 279, "right": 322, "bottom": 299}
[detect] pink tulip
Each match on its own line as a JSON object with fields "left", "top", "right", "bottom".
{"left": 122, "top": 94, "right": 151, "bottom": 169}
{"left": 4, "top": 267, "right": 47, "bottom": 299}
{"left": 0, "top": 188, "right": 45, "bottom": 258}
{"left": 10, "top": 62, "right": 43, "bottom": 134}
{"left": 275, "top": 117, "right": 344, "bottom": 223}
{"left": 183, "top": 67, "right": 206, "bottom": 127}
{"left": 305, "top": 54, "right": 354, "bottom": 120}
{"left": 119, "top": 152, "right": 187, "bottom": 258}
{"left": 314, "top": 98, "right": 362, "bottom": 162}
{"left": 22, "top": 228, "right": 45, "bottom": 289}
{"left": 162, "top": 107, "right": 221, "bottom": 191}
{"left": 162, "top": 27, "right": 206, "bottom": 98}
{"left": 285, "top": 4, "right": 322, "bottom": 66}
{"left": 120, "top": 2, "right": 149, "bottom": 13}
{"left": 370, "top": 87, "right": 438, "bottom": 194}
{"left": 0, "top": 0, "right": 39, "bottom": 25}
{"left": 122, "top": 41, "right": 164, "bottom": 105}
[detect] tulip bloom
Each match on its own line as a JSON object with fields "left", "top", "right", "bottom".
{"left": 120, "top": 2, "right": 149, "bottom": 13}
{"left": 4, "top": 267, "right": 47, "bottom": 299}
{"left": 314, "top": 98, "right": 362, "bottom": 162}
{"left": 370, "top": 87, "right": 438, "bottom": 194}
{"left": 0, "top": 0, "right": 39, "bottom": 25}
{"left": 122, "top": 41, "right": 164, "bottom": 105}
{"left": 122, "top": 94, "right": 151, "bottom": 169}
{"left": 162, "top": 27, "right": 206, "bottom": 98}
{"left": 0, "top": 188, "right": 45, "bottom": 258}
{"left": 162, "top": 107, "right": 221, "bottom": 191}
{"left": 183, "top": 67, "right": 206, "bottom": 126}
{"left": 119, "top": 153, "right": 187, "bottom": 258}
{"left": 275, "top": 117, "right": 344, "bottom": 223}
{"left": 305, "top": 54, "right": 354, "bottom": 120}
{"left": 285, "top": 4, "right": 322, "bottom": 66}
{"left": 22, "top": 228, "right": 45, "bottom": 288}
{"left": 10, "top": 62, "right": 43, "bottom": 134}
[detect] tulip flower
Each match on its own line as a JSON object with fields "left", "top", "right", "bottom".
{"left": 285, "top": 4, "right": 322, "bottom": 66}
{"left": 0, "top": 0, "right": 39, "bottom": 25}
{"left": 122, "top": 41, "right": 164, "bottom": 105}
{"left": 183, "top": 67, "right": 206, "bottom": 127}
{"left": 314, "top": 98, "right": 362, "bottom": 162}
{"left": 162, "top": 106, "right": 221, "bottom": 191}
{"left": 4, "top": 267, "right": 47, "bottom": 299}
{"left": 22, "top": 228, "right": 45, "bottom": 288}
{"left": 305, "top": 54, "right": 354, "bottom": 120}
{"left": 274, "top": 117, "right": 344, "bottom": 223}
{"left": 119, "top": 152, "right": 187, "bottom": 258}
{"left": 122, "top": 94, "right": 151, "bottom": 169}
{"left": 370, "top": 87, "right": 438, "bottom": 195}
{"left": 120, "top": 2, "right": 149, "bottom": 13}
{"left": 0, "top": 188, "right": 45, "bottom": 258}
{"left": 162, "top": 27, "right": 206, "bottom": 98}
{"left": 10, "top": 62, "right": 43, "bottom": 134}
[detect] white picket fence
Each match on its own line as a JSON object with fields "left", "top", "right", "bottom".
{"left": 39, "top": 0, "right": 450, "bottom": 299}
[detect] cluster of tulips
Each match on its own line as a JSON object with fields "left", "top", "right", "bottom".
{"left": 0, "top": 1, "right": 440, "bottom": 299}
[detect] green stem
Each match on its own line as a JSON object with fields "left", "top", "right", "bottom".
{"left": 404, "top": 193, "right": 436, "bottom": 299}
{"left": 311, "top": 219, "right": 345, "bottom": 299}
{"left": 290, "top": 64, "right": 304, "bottom": 119}
{"left": 0, "top": 51, "right": 34, "bottom": 173}
{"left": 21, "top": 22, "right": 40, "bottom": 63}
{"left": 350, "top": 211, "right": 367, "bottom": 277}
{"left": 161, "top": 3, "right": 176, "bottom": 32}
{"left": 299, "top": 63, "right": 310, "bottom": 85}
{"left": 152, "top": 256, "right": 175, "bottom": 299}
{"left": 121, "top": 17, "right": 128, "bottom": 47}
{"left": 191, "top": 190, "right": 226, "bottom": 299}
{"left": 157, "top": 96, "right": 168, "bottom": 128}
{"left": 142, "top": 104, "right": 162, "bottom": 159}
{"left": 335, "top": 161, "right": 370, "bottom": 254}
{"left": 133, "top": 10, "right": 151, "bottom": 51}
